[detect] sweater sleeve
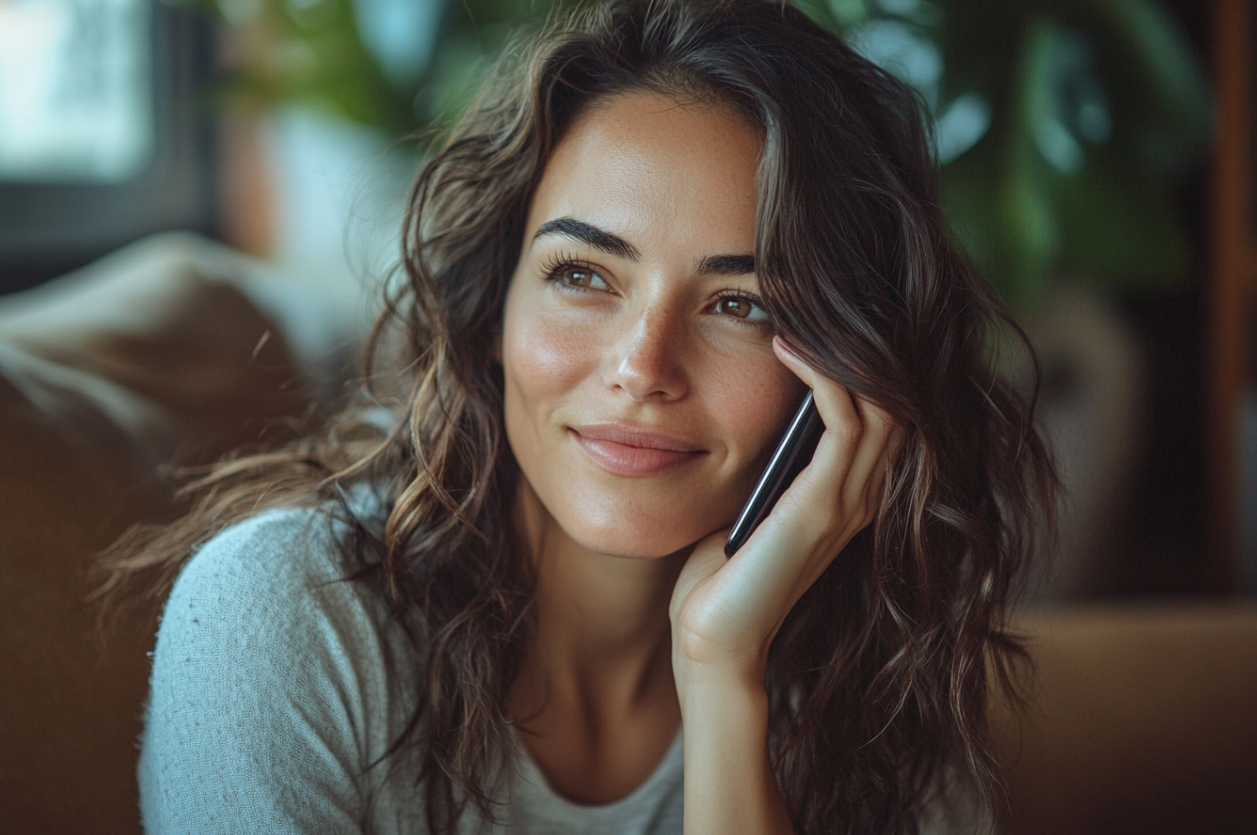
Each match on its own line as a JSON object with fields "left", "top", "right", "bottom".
{"left": 139, "top": 507, "right": 412, "bottom": 835}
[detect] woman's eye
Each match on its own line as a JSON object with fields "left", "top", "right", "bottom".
{"left": 549, "top": 263, "right": 609, "bottom": 292}
{"left": 714, "top": 294, "right": 769, "bottom": 323}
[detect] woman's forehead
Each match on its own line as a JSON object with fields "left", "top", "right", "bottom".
{"left": 524, "top": 91, "right": 762, "bottom": 260}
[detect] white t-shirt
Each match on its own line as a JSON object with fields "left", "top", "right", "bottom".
{"left": 139, "top": 506, "right": 684, "bottom": 834}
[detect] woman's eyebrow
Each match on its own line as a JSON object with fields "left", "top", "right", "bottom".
{"left": 531, "top": 218, "right": 755, "bottom": 276}
{"left": 696, "top": 254, "right": 756, "bottom": 276}
{"left": 532, "top": 218, "right": 640, "bottom": 261}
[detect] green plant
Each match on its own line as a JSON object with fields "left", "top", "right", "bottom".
{"left": 807, "top": 0, "right": 1212, "bottom": 310}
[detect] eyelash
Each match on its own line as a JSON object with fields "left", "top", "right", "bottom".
{"left": 540, "top": 254, "right": 604, "bottom": 293}
{"left": 539, "top": 256, "right": 769, "bottom": 327}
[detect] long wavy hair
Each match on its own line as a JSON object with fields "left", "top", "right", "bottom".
{"left": 101, "top": 1, "right": 1056, "bottom": 832}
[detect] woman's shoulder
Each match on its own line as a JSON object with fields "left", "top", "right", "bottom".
{"left": 172, "top": 504, "right": 349, "bottom": 601}
{"left": 170, "top": 482, "right": 391, "bottom": 610}
{"left": 143, "top": 501, "right": 421, "bottom": 833}
{"left": 160, "top": 497, "right": 411, "bottom": 684}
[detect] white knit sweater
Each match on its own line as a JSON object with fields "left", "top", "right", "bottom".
{"left": 139, "top": 506, "right": 685, "bottom": 834}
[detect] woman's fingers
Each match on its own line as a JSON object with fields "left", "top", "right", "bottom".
{"left": 844, "top": 397, "right": 897, "bottom": 515}
{"left": 771, "top": 337, "right": 898, "bottom": 532}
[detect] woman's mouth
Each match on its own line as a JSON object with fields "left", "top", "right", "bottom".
{"left": 569, "top": 424, "right": 706, "bottom": 477}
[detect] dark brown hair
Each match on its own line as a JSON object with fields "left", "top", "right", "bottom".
{"left": 102, "top": 1, "right": 1055, "bottom": 832}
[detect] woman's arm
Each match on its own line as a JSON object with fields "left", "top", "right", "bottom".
{"left": 670, "top": 337, "right": 899, "bottom": 835}
{"left": 674, "top": 663, "right": 791, "bottom": 834}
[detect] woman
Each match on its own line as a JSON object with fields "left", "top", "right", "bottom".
{"left": 107, "top": 1, "right": 1055, "bottom": 832}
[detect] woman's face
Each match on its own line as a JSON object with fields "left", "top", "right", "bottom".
{"left": 501, "top": 91, "right": 806, "bottom": 558}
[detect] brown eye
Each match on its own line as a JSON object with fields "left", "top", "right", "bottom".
{"left": 714, "top": 295, "right": 769, "bottom": 323}
{"left": 547, "top": 261, "right": 610, "bottom": 292}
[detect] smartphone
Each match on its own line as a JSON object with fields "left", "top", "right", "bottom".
{"left": 724, "top": 391, "right": 824, "bottom": 557}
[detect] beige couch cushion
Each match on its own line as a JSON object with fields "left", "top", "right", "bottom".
{"left": 995, "top": 602, "right": 1257, "bottom": 835}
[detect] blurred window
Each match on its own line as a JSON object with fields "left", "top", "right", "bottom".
{"left": 0, "top": 0, "right": 216, "bottom": 294}
{"left": 0, "top": 0, "right": 153, "bottom": 183}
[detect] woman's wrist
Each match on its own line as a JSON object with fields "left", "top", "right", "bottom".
{"left": 677, "top": 667, "right": 795, "bottom": 835}
{"left": 669, "top": 576, "right": 778, "bottom": 690}
{"left": 673, "top": 646, "right": 769, "bottom": 720}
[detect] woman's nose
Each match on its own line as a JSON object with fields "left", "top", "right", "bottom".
{"left": 605, "top": 311, "right": 689, "bottom": 402}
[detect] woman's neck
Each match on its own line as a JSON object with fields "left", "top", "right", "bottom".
{"left": 513, "top": 479, "right": 684, "bottom": 706}
{"left": 507, "top": 480, "right": 684, "bottom": 803}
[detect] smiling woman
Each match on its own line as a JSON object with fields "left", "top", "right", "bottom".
{"left": 100, "top": 2, "right": 1056, "bottom": 834}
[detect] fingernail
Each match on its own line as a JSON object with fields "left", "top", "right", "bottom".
{"left": 773, "top": 336, "right": 800, "bottom": 359}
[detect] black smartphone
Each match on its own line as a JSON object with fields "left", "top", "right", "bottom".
{"left": 724, "top": 391, "right": 824, "bottom": 557}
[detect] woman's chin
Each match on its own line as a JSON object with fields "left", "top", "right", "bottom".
{"left": 515, "top": 474, "right": 738, "bottom": 560}
{"left": 561, "top": 516, "right": 724, "bottom": 561}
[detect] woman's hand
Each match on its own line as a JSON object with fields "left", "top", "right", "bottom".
{"left": 670, "top": 337, "right": 900, "bottom": 835}
{"left": 669, "top": 336, "right": 900, "bottom": 688}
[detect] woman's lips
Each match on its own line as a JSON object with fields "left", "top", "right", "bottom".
{"left": 569, "top": 424, "right": 706, "bottom": 477}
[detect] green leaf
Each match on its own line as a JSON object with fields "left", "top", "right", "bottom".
{"left": 1053, "top": 154, "right": 1190, "bottom": 288}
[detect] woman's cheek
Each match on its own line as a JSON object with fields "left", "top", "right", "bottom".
{"left": 503, "top": 310, "right": 600, "bottom": 405}
{"left": 702, "top": 349, "right": 806, "bottom": 465}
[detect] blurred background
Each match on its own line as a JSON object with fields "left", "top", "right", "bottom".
{"left": 1, "top": 1, "right": 1256, "bottom": 833}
